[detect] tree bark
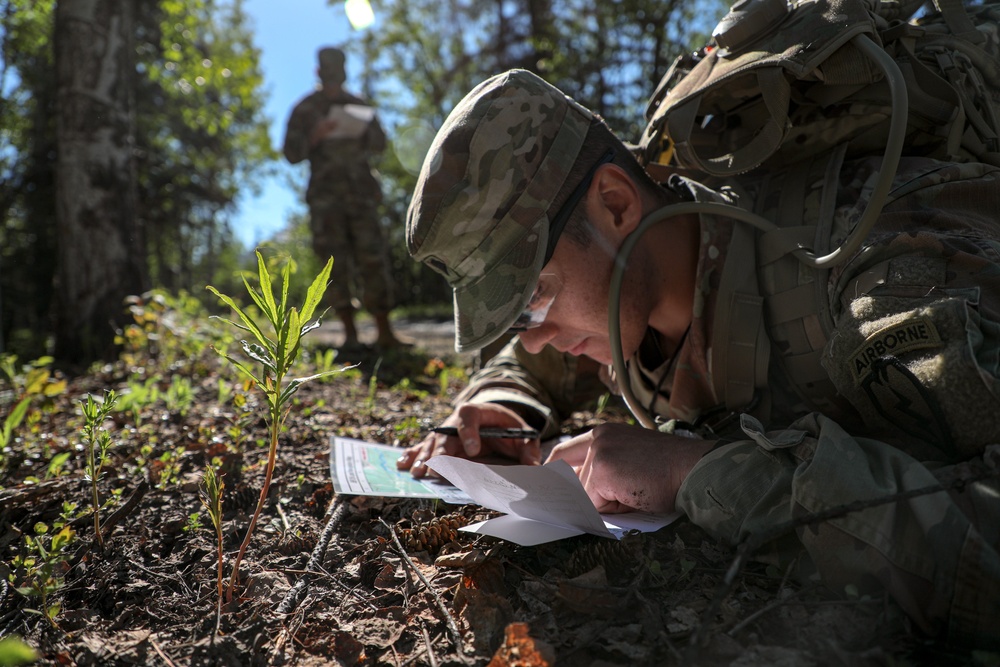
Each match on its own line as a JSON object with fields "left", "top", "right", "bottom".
{"left": 54, "top": 0, "right": 145, "bottom": 365}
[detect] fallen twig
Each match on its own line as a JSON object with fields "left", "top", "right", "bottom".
{"left": 149, "top": 636, "right": 179, "bottom": 667}
{"left": 420, "top": 620, "right": 439, "bottom": 667}
{"left": 379, "top": 517, "right": 467, "bottom": 664}
{"left": 277, "top": 495, "right": 352, "bottom": 615}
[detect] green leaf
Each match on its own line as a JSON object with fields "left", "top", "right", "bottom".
{"left": 285, "top": 308, "right": 302, "bottom": 361}
{"left": 299, "top": 257, "right": 334, "bottom": 324}
{"left": 278, "top": 256, "right": 291, "bottom": 322}
{"left": 206, "top": 286, "right": 271, "bottom": 350}
{"left": 241, "top": 341, "right": 276, "bottom": 372}
{"left": 278, "top": 379, "right": 305, "bottom": 406}
{"left": 300, "top": 315, "right": 324, "bottom": 337}
{"left": 1, "top": 397, "right": 31, "bottom": 448}
{"left": 219, "top": 354, "right": 263, "bottom": 387}
{"left": 46, "top": 452, "right": 71, "bottom": 479}
{"left": 0, "top": 635, "right": 38, "bottom": 665}
{"left": 50, "top": 525, "right": 74, "bottom": 552}
{"left": 255, "top": 251, "right": 278, "bottom": 323}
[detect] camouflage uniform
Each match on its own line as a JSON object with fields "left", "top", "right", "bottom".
{"left": 405, "top": 70, "right": 1000, "bottom": 646}
{"left": 454, "top": 156, "right": 1000, "bottom": 645}
{"left": 283, "top": 87, "right": 394, "bottom": 314}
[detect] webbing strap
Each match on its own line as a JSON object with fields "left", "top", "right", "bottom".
{"left": 758, "top": 227, "right": 816, "bottom": 265}
{"left": 710, "top": 219, "right": 770, "bottom": 410}
{"left": 767, "top": 283, "right": 826, "bottom": 325}
{"left": 783, "top": 349, "right": 834, "bottom": 384}
{"left": 932, "top": 0, "right": 984, "bottom": 44}
{"left": 670, "top": 68, "right": 791, "bottom": 176}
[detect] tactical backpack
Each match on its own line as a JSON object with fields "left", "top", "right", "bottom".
{"left": 639, "top": 0, "right": 1000, "bottom": 177}
{"left": 612, "top": 0, "right": 1000, "bottom": 428}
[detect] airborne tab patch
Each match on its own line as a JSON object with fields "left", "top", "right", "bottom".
{"left": 849, "top": 317, "right": 942, "bottom": 385}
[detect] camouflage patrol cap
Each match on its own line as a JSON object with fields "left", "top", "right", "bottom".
{"left": 317, "top": 47, "right": 346, "bottom": 84}
{"left": 406, "top": 69, "right": 593, "bottom": 352}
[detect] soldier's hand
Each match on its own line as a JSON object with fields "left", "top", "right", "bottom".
{"left": 546, "top": 423, "right": 715, "bottom": 514}
{"left": 397, "top": 403, "right": 541, "bottom": 478}
{"left": 310, "top": 118, "right": 339, "bottom": 146}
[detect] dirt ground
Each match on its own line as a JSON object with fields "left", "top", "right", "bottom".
{"left": 0, "top": 319, "right": 982, "bottom": 666}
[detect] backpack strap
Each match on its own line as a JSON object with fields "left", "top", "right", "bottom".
{"left": 931, "top": 0, "right": 985, "bottom": 45}
{"left": 754, "top": 147, "right": 846, "bottom": 411}
{"left": 710, "top": 216, "right": 771, "bottom": 411}
{"left": 669, "top": 68, "right": 791, "bottom": 177}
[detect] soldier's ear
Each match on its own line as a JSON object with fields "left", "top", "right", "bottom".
{"left": 591, "top": 164, "right": 643, "bottom": 236}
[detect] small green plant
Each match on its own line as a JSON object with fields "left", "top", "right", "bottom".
{"left": 45, "top": 451, "right": 72, "bottom": 479}
{"left": 365, "top": 357, "right": 383, "bottom": 415}
{"left": 207, "top": 250, "right": 345, "bottom": 600}
{"left": 80, "top": 391, "right": 119, "bottom": 549}
{"left": 0, "top": 635, "right": 38, "bottom": 666}
{"left": 0, "top": 354, "right": 68, "bottom": 400}
{"left": 184, "top": 511, "right": 204, "bottom": 533}
{"left": 154, "top": 446, "right": 186, "bottom": 490}
{"left": 200, "top": 464, "right": 225, "bottom": 632}
{"left": 10, "top": 521, "right": 77, "bottom": 629}
{"left": 0, "top": 397, "right": 30, "bottom": 458}
{"left": 596, "top": 392, "right": 612, "bottom": 417}
{"left": 309, "top": 346, "right": 343, "bottom": 383}
{"left": 164, "top": 375, "right": 194, "bottom": 416}
{"left": 117, "top": 375, "right": 161, "bottom": 427}
{"left": 216, "top": 377, "right": 233, "bottom": 406}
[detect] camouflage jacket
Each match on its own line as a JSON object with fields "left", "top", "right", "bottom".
{"left": 282, "top": 88, "right": 386, "bottom": 202}
{"left": 459, "top": 156, "right": 1000, "bottom": 463}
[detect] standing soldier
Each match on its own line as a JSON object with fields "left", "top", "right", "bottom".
{"left": 282, "top": 46, "right": 404, "bottom": 350}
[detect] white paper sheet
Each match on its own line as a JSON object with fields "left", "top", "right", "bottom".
{"left": 323, "top": 103, "right": 375, "bottom": 139}
{"left": 426, "top": 455, "right": 679, "bottom": 546}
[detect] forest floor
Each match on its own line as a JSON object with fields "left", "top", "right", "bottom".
{"left": 0, "top": 309, "right": 987, "bottom": 666}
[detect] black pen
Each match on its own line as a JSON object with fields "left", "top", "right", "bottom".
{"left": 429, "top": 426, "right": 540, "bottom": 439}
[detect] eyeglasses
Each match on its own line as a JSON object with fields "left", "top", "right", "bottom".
{"left": 509, "top": 149, "right": 614, "bottom": 333}
{"left": 508, "top": 273, "right": 563, "bottom": 331}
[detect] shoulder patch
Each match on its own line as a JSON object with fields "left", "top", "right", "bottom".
{"left": 849, "top": 317, "right": 942, "bottom": 385}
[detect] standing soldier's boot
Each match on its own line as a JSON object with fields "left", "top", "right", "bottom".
{"left": 374, "top": 312, "right": 408, "bottom": 349}
{"left": 337, "top": 308, "right": 361, "bottom": 349}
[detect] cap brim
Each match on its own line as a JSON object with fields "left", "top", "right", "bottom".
{"left": 452, "top": 216, "right": 549, "bottom": 352}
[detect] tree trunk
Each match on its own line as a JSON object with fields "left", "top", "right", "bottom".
{"left": 54, "top": 0, "right": 145, "bottom": 365}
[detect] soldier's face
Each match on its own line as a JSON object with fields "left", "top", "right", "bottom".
{"left": 516, "top": 221, "right": 654, "bottom": 366}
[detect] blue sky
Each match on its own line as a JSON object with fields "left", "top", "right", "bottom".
{"left": 234, "top": 0, "right": 356, "bottom": 248}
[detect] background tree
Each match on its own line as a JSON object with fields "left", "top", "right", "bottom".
{"left": 0, "top": 0, "right": 274, "bottom": 363}
{"left": 0, "top": 0, "right": 59, "bottom": 358}
{"left": 53, "top": 0, "right": 144, "bottom": 364}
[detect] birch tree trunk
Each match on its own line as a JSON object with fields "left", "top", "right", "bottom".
{"left": 54, "top": 0, "right": 145, "bottom": 364}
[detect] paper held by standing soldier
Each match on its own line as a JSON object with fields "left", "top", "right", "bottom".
{"left": 323, "top": 103, "right": 375, "bottom": 140}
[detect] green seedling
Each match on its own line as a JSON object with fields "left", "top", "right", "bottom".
{"left": 207, "top": 250, "right": 346, "bottom": 600}
{"left": 10, "top": 521, "right": 77, "bottom": 629}
{"left": 117, "top": 375, "right": 161, "bottom": 427}
{"left": 0, "top": 398, "right": 30, "bottom": 462}
{"left": 0, "top": 635, "right": 38, "bottom": 666}
{"left": 311, "top": 347, "right": 340, "bottom": 380}
{"left": 155, "top": 447, "right": 186, "bottom": 490}
{"left": 165, "top": 375, "right": 194, "bottom": 416}
{"left": 0, "top": 355, "right": 68, "bottom": 401}
{"left": 45, "top": 451, "right": 72, "bottom": 479}
{"left": 596, "top": 392, "right": 612, "bottom": 417}
{"left": 365, "top": 357, "right": 382, "bottom": 415}
{"left": 200, "top": 464, "right": 225, "bottom": 633}
{"left": 80, "top": 391, "right": 119, "bottom": 549}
